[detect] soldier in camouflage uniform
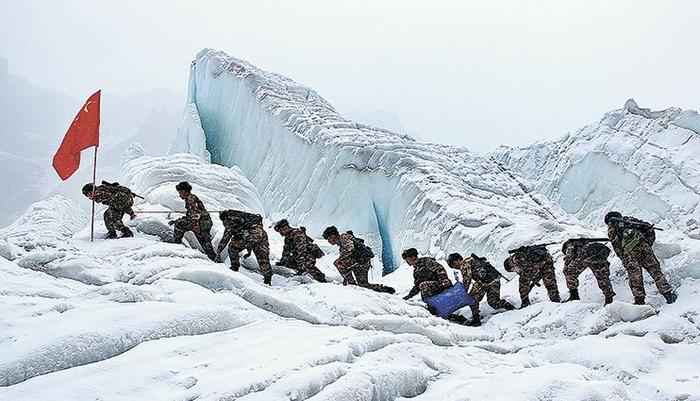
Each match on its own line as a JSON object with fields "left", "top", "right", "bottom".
{"left": 447, "top": 253, "right": 515, "bottom": 326}
{"left": 605, "top": 211, "right": 676, "bottom": 305}
{"left": 216, "top": 209, "right": 273, "bottom": 285}
{"left": 322, "top": 226, "right": 395, "bottom": 294}
{"left": 402, "top": 248, "right": 452, "bottom": 301}
{"left": 562, "top": 239, "right": 615, "bottom": 304}
{"left": 503, "top": 244, "right": 561, "bottom": 308}
{"left": 274, "top": 219, "right": 326, "bottom": 282}
{"left": 82, "top": 182, "right": 135, "bottom": 239}
{"left": 168, "top": 181, "right": 217, "bottom": 261}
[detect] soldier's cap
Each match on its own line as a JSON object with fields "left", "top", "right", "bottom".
{"left": 446, "top": 252, "right": 463, "bottom": 267}
{"left": 82, "top": 183, "right": 96, "bottom": 195}
{"left": 503, "top": 257, "right": 513, "bottom": 272}
{"left": 604, "top": 211, "right": 622, "bottom": 224}
{"left": 175, "top": 181, "right": 192, "bottom": 192}
{"left": 401, "top": 248, "right": 418, "bottom": 260}
{"left": 322, "top": 226, "right": 339, "bottom": 239}
{"left": 274, "top": 219, "right": 289, "bottom": 231}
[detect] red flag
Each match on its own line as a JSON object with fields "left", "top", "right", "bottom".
{"left": 52, "top": 90, "right": 101, "bottom": 180}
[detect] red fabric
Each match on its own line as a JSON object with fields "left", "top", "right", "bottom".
{"left": 52, "top": 90, "right": 101, "bottom": 180}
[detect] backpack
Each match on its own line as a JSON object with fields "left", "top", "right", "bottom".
{"left": 522, "top": 245, "right": 550, "bottom": 264}
{"left": 301, "top": 227, "right": 325, "bottom": 259}
{"left": 579, "top": 242, "right": 611, "bottom": 260}
{"left": 347, "top": 231, "right": 374, "bottom": 262}
{"left": 470, "top": 255, "right": 500, "bottom": 283}
{"left": 615, "top": 217, "right": 655, "bottom": 253}
{"left": 227, "top": 210, "right": 263, "bottom": 229}
{"left": 102, "top": 181, "right": 134, "bottom": 210}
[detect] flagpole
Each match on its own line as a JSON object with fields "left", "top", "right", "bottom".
{"left": 90, "top": 145, "right": 98, "bottom": 242}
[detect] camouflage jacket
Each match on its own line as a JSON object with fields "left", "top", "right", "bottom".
{"left": 608, "top": 216, "right": 654, "bottom": 257}
{"left": 280, "top": 228, "right": 311, "bottom": 264}
{"left": 563, "top": 241, "right": 610, "bottom": 264}
{"left": 406, "top": 257, "right": 452, "bottom": 299}
{"left": 336, "top": 232, "right": 356, "bottom": 268}
{"left": 92, "top": 185, "right": 134, "bottom": 213}
{"left": 176, "top": 193, "right": 211, "bottom": 228}
{"left": 456, "top": 256, "right": 500, "bottom": 290}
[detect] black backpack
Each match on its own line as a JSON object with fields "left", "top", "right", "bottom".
{"left": 301, "top": 227, "right": 325, "bottom": 259}
{"left": 347, "top": 231, "right": 374, "bottom": 262}
{"left": 470, "top": 254, "right": 500, "bottom": 283}
{"left": 227, "top": 210, "right": 263, "bottom": 229}
{"left": 522, "top": 245, "right": 550, "bottom": 264}
{"left": 101, "top": 181, "right": 134, "bottom": 210}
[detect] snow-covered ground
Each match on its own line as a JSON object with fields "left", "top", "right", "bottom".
{"left": 1, "top": 50, "right": 699, "bottom": 400}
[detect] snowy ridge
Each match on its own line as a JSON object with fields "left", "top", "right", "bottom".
{"left": 492, "top": 99, "right": 700, "bottom": 239}
{"left": 171, "top": 49, "right": 587, "bottom": 272}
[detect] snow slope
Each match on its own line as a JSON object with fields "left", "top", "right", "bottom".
{"left": 1, "top": 153, "right": 699, "bottom": 400}
{"left": 171, "top": 49, "right": 596, "bottom": 274}
{"left": 492, "top": 99, "right": 700, "bottom": 240}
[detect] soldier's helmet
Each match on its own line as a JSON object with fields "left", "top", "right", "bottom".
{"left": 503, "top": 257, "right": 514, "bottom": 272}
{"left": 604, "top": 211, "right": 622, "bottom": 224}
{"left": 274, "top": 219, "right": 289, "bottom": 231}
{"left": 401, "top": 248, "right": 418, "bottom": 260}
{"left": 322, "top": 226, "right": 339, "bottom": 239}
{"left": 82, "top": 183, "right": 95, "bottom": 195}
{"left": 447, "top": 252, "right": 463, "bottom": 267}
{"left": 175, "top": 181, "right": 192, "bottom": 192}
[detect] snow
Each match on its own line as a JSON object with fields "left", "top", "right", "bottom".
{"left": 1, "top": 51, "right": 699, "bottom": 400}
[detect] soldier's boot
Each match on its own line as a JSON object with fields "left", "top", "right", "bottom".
{"left": 105, "top": 230, "right": 118, "bottom": 239}
{"left": 502, "top": 301, "right": 516, "bottom": 311}
{"left": 121, "top": 227, "right": 134, "bottom": 238}
{"left": 604, "top": 294, "right": 615, "bottom": 305}
{"left": 447, "top": 314, "right": 469, "bottom": 325}
{"left": 662, "top": 292, "right": 677, "bottom": 304}
{"left": 550, "top": 294, "right": 562, "bottom": 303}
{"left": 633, "top": 296, "right": 645, "bottom": 305}
{"left": 467, "top": 314, "right": 482, "bottom": 327}
{"left": 566, "top": 289, "right": 580, "bottom": 302}
{"left": 520, "top": 297, "right": 531, "bottom": 309}
{"left": 263, "top": 275, "right": 272, "bottom": 286}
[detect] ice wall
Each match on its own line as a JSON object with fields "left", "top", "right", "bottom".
{"left": 174, "top": 49, "right": 583, "bottom": 273}
{"left": 493, "top": 99, "right": 700, "bottom": 239}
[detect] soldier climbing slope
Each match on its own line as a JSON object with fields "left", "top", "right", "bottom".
{"left": 82, "top": 181, "right": 136, "bottom": 239}
{"left": 216, "top": 210, "right": 273, "bottom": 285}
{"left": 447, "top": 253, "right": 515, "bottom": 326}
{"left": 503, "top": 243, "right": 561, "bottom": 308}
{"left": 168, "top": 181, "right": 217, "bottom": 261}
{"left": 322, "top": 226, "right": 395, "bottom": 294}
{"left": 274, "top": 219, "right": 327, "bottom": 282}
{"left": 605, "top": 211, "right": 676, "bottom": 305}
{"left": 562, "top": 238, "right": 615, "bottom": 305}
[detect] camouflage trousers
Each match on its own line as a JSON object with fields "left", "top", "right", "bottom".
{"left": 469, "top": 279, "right": 509, "bottom": 316}
{"left": 339, "top": 260, "right": 395, "bottom": 294}
{"left": 622, "top": 245, "right": 673, "bottom": 299}
{"left": 173, "top": 218, "right": 217, "bottom": 261}
{"left": 287, "top": 256, "right": 327, "bottom": 282}
{"left": 103, "top": 207, "right": 127, "bottom": 233}
{"left": 563, "top": 260, "right": 614, "bottom": 297}
{"left": 228, "top": 226, "right": 272, "bottom": 279}
{"left": 419, "top": 280, "right": 451, "bottom": 300}
{"left": 519, "top": 259, "right": 560, "bottom": 302}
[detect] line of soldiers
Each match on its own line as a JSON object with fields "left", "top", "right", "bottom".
{"left": 83, "top": 181, "right": 678, "bottom": 326}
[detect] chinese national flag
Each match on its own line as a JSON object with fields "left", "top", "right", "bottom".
{"left": 52, "top": 90, "right": 101, "bottom": 180}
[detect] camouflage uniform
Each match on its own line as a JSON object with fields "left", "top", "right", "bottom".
{"left": 336, "top": 233, "right": 394, "bottom": 293}
{"left": 218, "top": 216, "right": 272, "bottom": 280}
{"left": 608, "top": 219, "right": 673, "bottom": 302}
{"left": 505, "top": 248, "right": 560, "bottom": 303}
{"left": 173, "top": 194, "right": 216, "bottom": 260}
{"left": 406, "top": 257, "right": 452, "bottom": 300}
{"left": 279, "top": 227, "right": 326, "bottom": 282}
{"left": 456, "top": 256, "right": 513, "bottom": 316}
{"left": 92, "top": 184, "right": 134, "bottom": 236}
{"left": 562, "top": 241, "right": 615, "bottom": 299}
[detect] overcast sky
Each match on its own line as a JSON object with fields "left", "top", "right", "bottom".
{"left": 1, "top": 0, "right": 699, "bottom": 151}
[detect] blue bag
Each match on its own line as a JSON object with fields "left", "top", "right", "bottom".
{"left": 424, "top": 282, "right": 476, "bottom": 318}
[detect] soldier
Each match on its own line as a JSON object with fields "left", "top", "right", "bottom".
{"left": 274, "top": 219, "right": 327, "bottom": 282}
{"left": 562, "top": 239, "right": 615, "bottom": 304}
{"left": 447, "top": 253, "right": 515, "bottom": 326}
{"left": 322, "top": 226, "right": 395, "bottom": 294}
{"left": 503, "top": 244, "right": 561, "bottom": 308}
{"left": 605, "top": 211, "right": 676, "bottom": 305}
{"left": 168, "top": 181, "right": 217, "bottom": 261}
{"left": 82, "top": 181, "right": 135, "bottom": 239}
{"left": 216, "top": 210, "right": 273, "bottom": 285}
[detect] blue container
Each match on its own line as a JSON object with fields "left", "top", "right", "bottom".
{"left": 424, "top": 282, "right": 476, "bottom": 318}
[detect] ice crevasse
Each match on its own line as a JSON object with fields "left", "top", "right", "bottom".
{"left": 170, "top": 49, "right": 578, "bottom": 273}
